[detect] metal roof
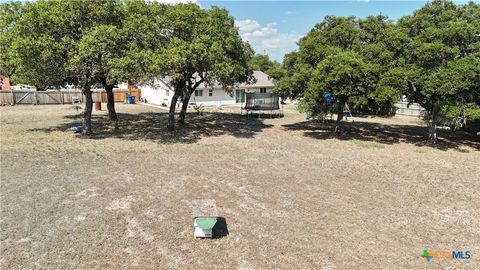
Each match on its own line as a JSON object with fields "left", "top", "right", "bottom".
{"left": 197, "top": 70, "right": 274, "bottom": 89}
{"left": 141, "top": 70, "right": 274, "bottom": 90}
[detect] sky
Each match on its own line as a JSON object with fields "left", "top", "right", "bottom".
{"left": 4, "top": 0, "right": 477, "bottom": 62}
{"left": 195, "top": 0, "right": 476, "bottom": 62}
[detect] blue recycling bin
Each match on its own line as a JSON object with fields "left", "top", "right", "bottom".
{"left": 128, "top": 95, "right": 135, "bottom": 104}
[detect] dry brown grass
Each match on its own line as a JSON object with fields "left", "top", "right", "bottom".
{"left": 1, "top": 104, "right": 479, "bottom": 269}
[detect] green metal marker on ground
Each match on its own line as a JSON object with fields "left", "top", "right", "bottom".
{"left": 192, "top": 199, "right": 218, "bottom": 238}
{"left": 195, "top": 217, "right": 217, "bottom": 230}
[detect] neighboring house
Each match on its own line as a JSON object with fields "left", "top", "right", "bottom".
{"left": 0, "top": 77, "right": 11, "bottom": 91}
{"left": 137, "top": 71, "right": 275, "bottom": 107}
{"left": 133, "top": 78, "right": 173, "bottom": 106}
{"left": 10, "top": 84, "right": 36, "bottom": 91}
{"left": 394, "top": 95, "right": 425, "bottom": 117}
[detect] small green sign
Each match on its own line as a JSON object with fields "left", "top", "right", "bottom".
{"left": 196, "top": 218, "right": 217, "bottom": 230}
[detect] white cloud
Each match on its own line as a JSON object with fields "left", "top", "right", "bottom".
{"left": 235, "top": 19, "right": 303, "bottom": 61}
{"left": 242, "top": 26, "right": 277, "bottom": 38}
{"left": 235, "top": 19, "right": 261, "bottom": 32}
{"left": 260, "top": 34, "right": 302, "bottom": 50}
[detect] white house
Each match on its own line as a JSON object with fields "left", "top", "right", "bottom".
{"left": 137, "top": 71, "right": 275, "bottom": 107}
{"left": 10, "top": 84, "right": 36, "bottom": 91}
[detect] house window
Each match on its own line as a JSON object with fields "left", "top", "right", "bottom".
{"left": 165, "top": 89, "right": 169, "bottom": 96}
{"left": 209, "top": 89, "right": 213, "bottom": 96}
{"left": 195, "top": 90, "right": 203, "bottom": 97}
{"left": 260, "top": 88, "right": 267, "bottom": 93}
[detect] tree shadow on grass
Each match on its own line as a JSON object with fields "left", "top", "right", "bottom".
{"left": 282, "top": 120, "right": 480, "bottom": 152}
{"left": 31, "top": 112, "right": 273, "bottom": 144}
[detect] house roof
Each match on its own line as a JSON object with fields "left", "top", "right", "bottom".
{"left": 139, "top": 70, "right": 274, "bottom": 90}
{"left": 197, "top": 70, "right": 274, "bottom": 89}
{"left": 238, "top": 71, "right": 274, "bottom": 88}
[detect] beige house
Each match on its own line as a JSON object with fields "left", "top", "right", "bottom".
{"left": 138, "top": 71, "right": 275, "bottom": 107}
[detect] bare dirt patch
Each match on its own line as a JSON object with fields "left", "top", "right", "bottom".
{"left": 1, "top": 104, "right": 479, "bottom": 269}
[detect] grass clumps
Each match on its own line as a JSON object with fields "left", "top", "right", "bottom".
{"left": 351, "top": 140, "right": 385, "bottom": 149}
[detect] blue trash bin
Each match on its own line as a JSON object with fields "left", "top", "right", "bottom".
{"left": 128, "top": 95, "right": 135, "bottom": 104}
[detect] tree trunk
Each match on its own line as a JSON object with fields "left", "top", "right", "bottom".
{"left": 167, "top": 90, "right": 181, "bottom": 131}
{"left": 336, "top": 100, "right": 344, "bottom": 122}
{"left": 82, "top": 85, "right": 93, "bottom": 135}
{"left": 428, "top": 104, "right": 438, "bottom": 144}
{"left": 105, "top": 84, "right": 118, "bottom": 124}
{"left": 179, "top": 89, "right": 194, "bottom": 124}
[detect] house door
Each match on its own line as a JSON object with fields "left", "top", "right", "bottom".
{"left": 235, "top": 89, "right": 245, "bottom": 103}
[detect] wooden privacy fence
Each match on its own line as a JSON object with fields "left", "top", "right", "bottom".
{"left": 96, "top": 89, "right": 141, "bottom": 103}
{"left": 0, "top": 89, "right": 141, "bottom": 105}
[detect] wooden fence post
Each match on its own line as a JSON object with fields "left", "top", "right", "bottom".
{"left": 11, "top": 90, "right": 15, "bottom": 105}
{"left": 61, "top": 92, "right": 64, "bottom": 104}
{"left": 34, "top": 91, "right": 39, "bottom": 105}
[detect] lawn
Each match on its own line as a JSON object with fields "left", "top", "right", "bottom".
{"left": 1, "top": 104, "right": 479, "bottom": 269}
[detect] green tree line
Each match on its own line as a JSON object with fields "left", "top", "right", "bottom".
{"left": 0, "top": 0, "right": 254, "bottom": 133}
{"left": 272, "top": 0, "right": 480, "bottom": 142}
{"left": 1, "top": 0, "right": 479, "bottom": 141}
